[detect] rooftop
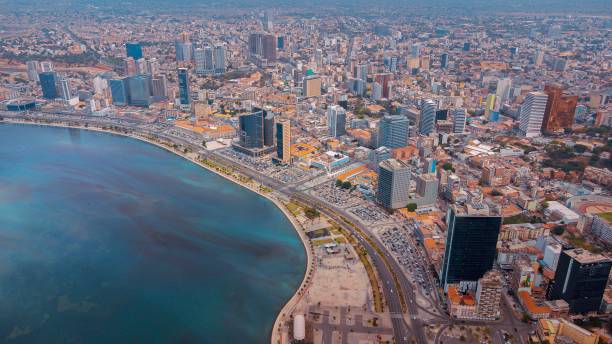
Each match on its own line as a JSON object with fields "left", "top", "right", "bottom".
{"left": 565, "top": 249, "right": 612, "bottom": 264}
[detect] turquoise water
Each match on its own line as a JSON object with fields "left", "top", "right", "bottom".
{"left": 0, "top": 124, "right": 305, "bottom": 343}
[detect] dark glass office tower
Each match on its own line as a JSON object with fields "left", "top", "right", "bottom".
{"left": 109, "top": 78, "right": 128, "bottom": 106}
{"left": 177, "top": 68, "right": 190, "bottom": 106}
{"left": 546, "top": 249, "right": 611, "bottom": 313}
{"left": 126, "top": 75, "right": 151, "bottom": 107}
{"left": 239, "top": 110, "right": 264, "bottom": 148}
{"left": 263, "top": 111, "right": 275, "bottom": 147}
{"left": 440, "top": 205, "right": 502, "bottom": 288}
{"left": 126, "top": 42, "right": 143, "bottom": 60}
{"left": 39, "top": 71, "right": 58, "bottom": 99}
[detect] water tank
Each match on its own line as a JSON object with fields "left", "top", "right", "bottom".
{"left": 293, "top": 314, "right": 305, "bottom": 340}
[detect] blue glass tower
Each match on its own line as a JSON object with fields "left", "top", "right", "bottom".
{"left": 109, "top": 79, "right": 128, "bottom": 106}
{"left": 177, "top": 68, "right": 190, "bottom": 106}
{"left": 39, "top": 72, "right": 58, "bottom": 99}
{"left": 126, "top": 75, "right": 151, "bottom": 107}
{"left": 239, "top": 110, "right": 264, "bottom": 148}
{"left": 126, "top": 42, "right": 143, "bottom": 60}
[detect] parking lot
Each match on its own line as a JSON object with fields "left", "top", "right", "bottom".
{"left": 311, "top": 181, "right": 363, "bottom": 208}
{"left": 348, "top": 204, "right": 393, "bottom": 224}
{"left": 380, "top": 226, "right": 435, "bottom": 298}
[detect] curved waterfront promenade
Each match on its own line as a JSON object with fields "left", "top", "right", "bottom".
{"left": 1, "top": 119, "right": 313, "bottom": 343}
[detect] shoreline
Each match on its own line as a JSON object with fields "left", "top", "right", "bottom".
{"left": 0, "top": 119, "right": 313, "bottom": 344}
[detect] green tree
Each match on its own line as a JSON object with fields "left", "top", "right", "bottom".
{"left": 335, "top": 179, "right": 343, "bottom": 188}
{"left": 406, "top": 203, "right": 418, "bottom": 212}
{"left": 442, "top": 162, "right": 454, "bottom": 171}
{"left": 552, "top": 225, "right": 565, "bottom": 236}
{"left": 304, "top": 207, "right": 320, "bottom": 220}
{"left": 342, "top": 181, "right": 352, "bottom": 189}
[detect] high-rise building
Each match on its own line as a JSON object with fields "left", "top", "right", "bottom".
{"left": 377, "top": 159, "right": 411, "bottom": 210}
{"left": 413, "top": 173, "right": 439, "bottom": 208}
{"left": 109, "top": 78, "right": 128, "bottom": 106}
{"left": 411, "top": 43, "right": 421, "bottom": 58}
{"left": 476, "top": 270, "right": 503, "bottom": 320}
{"left": 238, "top": 110, "right": 264, "bottom": 148}
{"left": 368, "top": 146, "right": 392, "bottom": 172}
{"left": 353, "top": 63, "right": 368, "bottom": 80}
{"left": 262, "top": 11, "right": 274, "bottom": 31}
{"left": 124, "top": 57, "right": 137, "bottom": 76}
{"left": 195, "top": 47, "right": 214, "bottom": 75}
{"left": 126, "top": 75, "right": 151, "bottom": 107}
{"left": 495, "top": 78, "right": 512, "bottom": 103}
{"left": 126, "top": 42, "right": 143, "bottom": 60}
{"left": 147, "top": 58, "right": 160, "bottom": 77}
{"left": 452, "top": 108, "right": 466, "bottom": 134}
{"left": 26, "top": 60, "right": 40, "bottom": 81}
{"left": 214, "top": 45, "right": 226, "bottom": 74}
{"left": 379, "top": 114, "right": 409, "bottom": 148}
{"left": 38, "top": 71, "right": 58, "bottom": 99}
{"left": 327, "top": 105, "right": 346, "bottom": 137}
{"left": 276, "top": 120, "right": 291, "bottom": 164}
{"left": 238, "top": 108, "right": 274, "bottom": 149}
{"left": 151, "top": 76, "right": 168, "bottom": 101}
{"left": 135, "top": 58, "right": 147, "bottom": 75}
{"left": 40, "top": 61, "right": 54, "bottom": 72}
{"left": 315, "top": 49, "right": 323, "bottom": 68}
{"left": 92, "top": 75, "right": 108, "bottom": 95}
{"left": 541, "top": 84, "right": 578, "bottom": 133}
{"left": 177, "top": 68, "right": 190, "bottom": 107}
{"left": 303, "top": 74, "right": 321, "bottom": 97}
{"left": 546, "top": 249, "right": 612, "bottom": 314}
{"left": 440, "top": 204, "right": 502, "bottom": 288}
{"left": 248, "top": 33, "right": 263, "bottom": 57}
{"left": 59, "top": 76, "right": 71, "bottom": 101}
{"left": 374, "top": 73, "right": 391, "bottom": 98}
{"left": 535, "top": 49, "right": 545, "bottom": 67}
{"left": 519, "top": 92, "right": 548, "bottom": 137}
{"left": 440, "top": 53, "right": 448, "bottom": 69}
{"left": 262, "top": 34, "right": 277, "bottom": 61}
{"left": 419, "top": 99, "right": 436, "bottom": 135}
{"left": 175, "top": 40, "right": 192, "bottom": 61}
{"left": 263, "top": 111, "right": 275, "bottom": 147}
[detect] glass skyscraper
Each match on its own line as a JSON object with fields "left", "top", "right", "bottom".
{"left": 440, "top": 205, "right": 502, "bottom": 288}
{"left": 546, "top": 249, "right": 611, "bottom": 313}
{"left": 109, "top": 79, "right": 128, "bottom": 106}
{"left": 239, "top": 111, "right": 264, "bottom": 148}
{"left": 177, "top": 68, "right": 190, "bottom": 106}
{"left": 126, "top": 42, "right": 143, "bottom": 60}
{"left": 126, "top": 75, "right": 151, "bottom": 107}
{"left": 378, "top": 114, "right": 409, "bottom": 148}
{"left": 39, "top": 71, "right": 58, "bottom": 99}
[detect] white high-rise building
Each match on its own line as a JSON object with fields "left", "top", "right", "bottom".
{"left": 452, "top": 108, "right": 466, "bottom": 134}
{"left": 92, "top": 75, "right": 108, "bottom": 95}
{"left": 26, "top": 61, "right": 41, "bottom": 81}
{"left": 59, "top": 77, "right": 71, "bottom": 101}
{"left": 495, "top": 78, "right": 512, "bottom": 103}
{"left": 40, "top": 61, "right": 54, "bottom": 72}
{"left": 419, "top": 99, "right": 437, "bottom": 135}
{"left": 519, "top": 92, "right": 548, "bottom": 138}
{"left": 147, "top": 58, "right": 160, "bottom": 76}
